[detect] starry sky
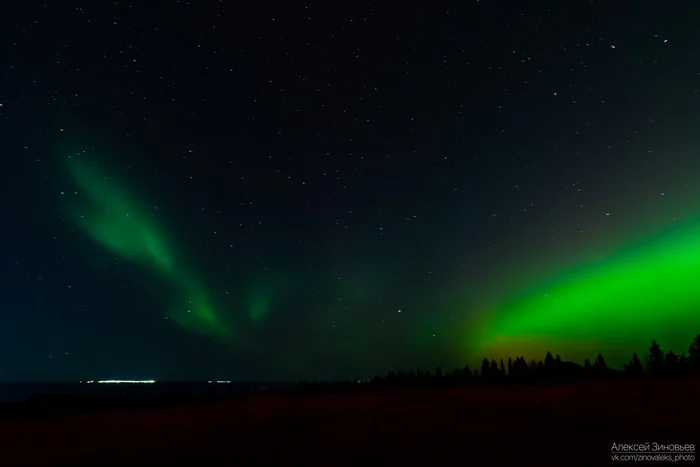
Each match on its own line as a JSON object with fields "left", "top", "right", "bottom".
{"left": 2, "top": 2, "right": 700, "bottom": 381}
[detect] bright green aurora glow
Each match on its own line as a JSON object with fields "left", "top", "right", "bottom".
{"left": 65, "top": 158, "right": 235, "bottom": 341}
{"left": 467, "top": 218, "right": 700, "bottom": 367}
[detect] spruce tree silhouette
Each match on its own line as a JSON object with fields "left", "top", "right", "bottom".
{"left": 511, "top": 357, "right": 527, "bottom": 380}
{"left": 647, "top": 340, "right": 665, "bottom": 376}
{"left": 500, "top": 359, "right": 506, "bottom": 377}
{"left": 584, "top": 358, "right": 592, "bottom": 371}
{"left": 689, "top": 334, "right": 700, "bottom": 369}
{"left": 490, "top": 359, "right": 499, "bottom": 378}
{"left": 481, "top": 359, "right": 490, "bottom": 380}
{"left": 624, "top": 353, "right": 644, "bottom": 376}
{"left": 462, "top": 364, "right": 472, "bottom": 379}
{"left": 594, "top": 354, "right": 607, "bottom": 377}
{"left": 507, "top": 357, "right": 513, "bottom": 376}
{"left": 545, "top": 351, "right": 554, "bottom": 367}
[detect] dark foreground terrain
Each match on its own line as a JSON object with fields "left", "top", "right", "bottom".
{"left": 1, "top": 380, "right": 698, "bottom": 466}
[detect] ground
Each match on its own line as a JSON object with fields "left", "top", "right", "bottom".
{"left": 1, "top": 380, "right": 697, "bottom": 466}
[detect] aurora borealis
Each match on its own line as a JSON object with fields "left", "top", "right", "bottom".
{"left": 2, "top": 2, "right": 700, "bottom": 381}
{"left": 466, "top": 215, "right": 700, "bottom": 367}
{"left": 64, "top": 158, "right": 235, "bottom": 342}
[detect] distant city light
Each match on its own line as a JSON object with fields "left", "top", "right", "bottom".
{"left": 93, "top": 380, "right": 156, "bottom": 384}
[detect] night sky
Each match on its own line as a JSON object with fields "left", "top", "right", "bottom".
{"left": 3, "top": 2, "right": 700, "bottom": 381}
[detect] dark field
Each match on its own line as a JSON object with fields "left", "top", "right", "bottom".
{"left": 2, "top": 380, "right": 698, "bottom": 466}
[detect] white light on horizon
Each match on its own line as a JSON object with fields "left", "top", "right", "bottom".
{"left": 96, "top": 380, "right": 156, "bottom": 384}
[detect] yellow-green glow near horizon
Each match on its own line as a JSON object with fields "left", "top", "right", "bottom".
{"left": 65, "top": 158, "right": 234, "bottom": 341}
{"left": 467, "top": 218, "right": 700, "bottom": 366}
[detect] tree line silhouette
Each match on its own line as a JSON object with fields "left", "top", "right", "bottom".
{"left": 295, "top": 334, "right": 700, "bottom": 392}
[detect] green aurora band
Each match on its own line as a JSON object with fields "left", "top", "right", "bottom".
{"left": 64, "top": 158, "right": 235, "bottom": 342}
{"left": 465, "top": 217, "right": 700, "bottom": 367}
{"left": 60, "top": 154, "right": 700, "bottom": 372}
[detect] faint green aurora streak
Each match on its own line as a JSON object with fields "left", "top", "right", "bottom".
{"left": 64, "top": 158, "right": 235, "bottom": 341}
{"left": 466, "top": 217, "right": 700, "bottom": 366}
